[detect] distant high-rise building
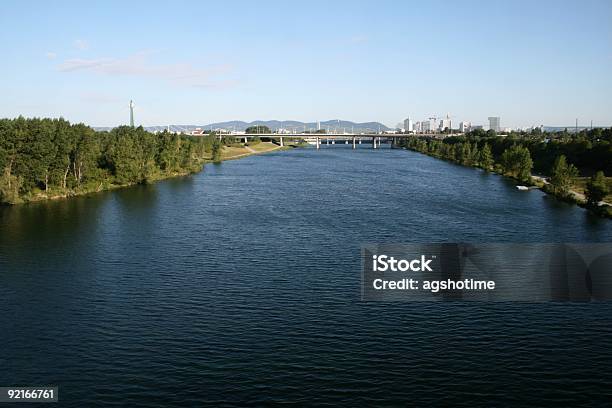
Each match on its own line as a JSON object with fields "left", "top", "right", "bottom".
{"left": 439, "top": 116, "right": 451, "bottom": 132}
{"left": 422, "top": 119, "right": 436, "bottom": 133}
{"left": 437, "top": 114, "right": 451, "bottom": 132}
{"left": 414, "top": 121, "right": 422, "bottom": 133}
{"left": 403, "top": 117, "right": 414, "bottom": 133}
{"left": 422, "top": 121, "right": 430, "bottom": 133}
{"left": 459, "top": 121, "right": 471, "bottom": 133}
{"left": 488, "top": 116, "right": 500, "bottom": 132}
{"left": 129, "top": 100, "right": 135, "bottom": 127}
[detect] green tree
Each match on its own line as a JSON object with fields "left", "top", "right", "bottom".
{"left": 31, "top": 119, "right": 58, "bottom": 192}
{"left": 211, "top": 138, "right": 222, "bottom": 163}
{"left": 468, "top": 128, "right": 486, "bottom": 138}
{"left": 549, "top": 155, "right": 579, "bottom": 196}
{"left": 454, "top": 142, "right": 464, "bottom": 163}
{"left": 0, "top": 119, "right": 25, "bottom": 201}
{"left": 50, "top": 118, "right": 76, "bottom": 189}
{"left": 156, "top": 132, "right": 181, "bottom": 172}
{"left": 500, "top": 145, "right": 533, "bottom": 183}
{"left": 222, "top": 135, "right": 237, "bottom": 146}
{"left": 245, "top": 125, "right": 271, "bottom": 134}
{"left": 105, "top": 127, "right": 143, "bottom": 184}
{"left": 180, "top": 139, "right": 196, "bottom": 169}
{"left": 461, "top": 142, "right": 473, "bottom": 165}
{"left": 7, "top": 117, "right": 31, "bottom": 193}
{"left": 72, "top": 124, "right": 100, "bottom": 187}
{"left": 585, "top": 171, "right": 608, "bottom": 206}
{"left": 478, "top": 143, "right": 494, "bottom": 170}
{"left": 137, "top": 127, "right": 160, "bottom": 182}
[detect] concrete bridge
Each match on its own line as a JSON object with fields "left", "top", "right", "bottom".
{"left": 220, "top": 133, "right": 445, "bottom": 149}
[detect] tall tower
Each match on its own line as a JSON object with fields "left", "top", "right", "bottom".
{"left": 129, "top": 100, "right": 135, "bottom": 127}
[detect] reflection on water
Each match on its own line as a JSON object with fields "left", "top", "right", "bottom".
{"left": 1, "top": 146, "right": 611, "bottom": 407}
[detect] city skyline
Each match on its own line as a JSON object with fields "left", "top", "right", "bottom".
{"left": 99, "top": 103, "right": 601, "bottom": 133}
{"left": 1, "top": 0, "right": 611, "bottom": 128}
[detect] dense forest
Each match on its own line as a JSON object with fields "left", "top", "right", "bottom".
{"left": 399, "top": 127, "right": 612, "bottom": 217}
{"left": 0, "top": 117, "right": 221, "bottom": 204}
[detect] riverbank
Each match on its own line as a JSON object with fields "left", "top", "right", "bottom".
{"left": 6, "top": 142, "right": 289, "bottom": 205}
{"left": 401, "top": 145, "right": 612, "bottom": 219}
{"left": 532, "top": 175, "right": 612, "bottom": 218}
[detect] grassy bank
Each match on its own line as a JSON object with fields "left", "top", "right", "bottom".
{"left": 219, "top": 142, "right": 286, "bottom": 160}
{"left": 18, "top": 169, "right": 198, "bottom": 204}
{"left": 571, "top": 177, "right": 612, "bottom": 203}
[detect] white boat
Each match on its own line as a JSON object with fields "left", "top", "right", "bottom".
{"left": 516, "top": 185, "right": 529, "bottom": 191}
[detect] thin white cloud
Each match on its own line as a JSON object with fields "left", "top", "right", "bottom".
{"left": 60, "top": 58, "right": 109, "bottom": 71}
{"left": 57, "top": 51, "right": 236, "bottom": 89}
{"left": 74, "top": 39, "right": 89, "bottom": 50}
{"left": 45, "top": 52, "right": 57, "bottom": 59}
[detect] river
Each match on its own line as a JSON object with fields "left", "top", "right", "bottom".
{"left": 1, "top": 145, "right": 611, "bottom": 406}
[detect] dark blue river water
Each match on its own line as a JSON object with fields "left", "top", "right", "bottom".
{"left": 1, "top": 146, "right": 611, "bottom": 406}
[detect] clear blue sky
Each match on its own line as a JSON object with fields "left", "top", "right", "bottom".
{"left": 1, "top": 0, "right": 611, "bottom": 128}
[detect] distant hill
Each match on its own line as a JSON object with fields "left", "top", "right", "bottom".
{"left": 94, "top": 120, "right": 390, "bottom": 133}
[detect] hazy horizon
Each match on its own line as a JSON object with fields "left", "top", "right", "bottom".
{"left": 1, "top": 0, "right": 611, "bottom": 128}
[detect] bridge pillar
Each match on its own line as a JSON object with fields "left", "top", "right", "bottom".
{"left": 372, "top": 137, "right": 377, "bottom": 149}
{"left": 280, "top": 137, "right": 284, "bottom": 147}
{"left": 352, "top": 137, "right": 356, "bottom": 149}
{"left": 316, "top": 137, "right": 320, "bottom": 150}
{"left": 244, "top": 136, "right": 248, "bottom": 144}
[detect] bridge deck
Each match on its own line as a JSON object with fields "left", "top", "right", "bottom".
{"left": 219, "top": 133, "right": 441, "bottom": 138}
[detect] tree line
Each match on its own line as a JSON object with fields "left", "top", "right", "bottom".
{"left": 399, "top": 129, "right": 611, "bottom": 216}
{"left": 0, "top": 117, "right": 219, "bottom": 204}
{"left": 400, "top": 136, "right": 535, "bottom": 182}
